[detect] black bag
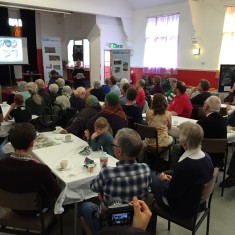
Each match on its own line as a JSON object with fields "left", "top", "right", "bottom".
{"left": 30, "top": 115, "right": 59, "bottom": 132}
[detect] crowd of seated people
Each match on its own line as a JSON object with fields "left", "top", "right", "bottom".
{"left": 1, "top": 71, "right": 235, "bottom": 233}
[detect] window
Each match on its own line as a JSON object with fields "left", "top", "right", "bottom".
{"left": 143, "top": 13, "right": 179, "bottom": 71}
{"left": 9, "top": 18, "right": 22, "bottom": 37}
{"left": 219, "top": 7, "right": 235, "bottom": 65}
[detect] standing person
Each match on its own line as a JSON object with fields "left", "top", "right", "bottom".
{"left": 84, "top": 117, "right": 114, "bottom": 156}
{"left": 0, "top": 123, "right": 61, "bottom": 211}
{"left": 72, "top": 60, "right": 85, "bottom": 89}
{"left": 136, "top": 79, "right": 146, "bottom": 108}
{"left": 79, "top": 128, "right": 152, "bottom": 233}
{"left": 108, "top": 75, "right": 121, "bottom": 96}
{"left": 168, "top": 81, "right": 192, "bottom": 118}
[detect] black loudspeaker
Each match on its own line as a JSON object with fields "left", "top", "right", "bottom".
{"left": 73, "top": 45, "right": 83, "bottom": 61}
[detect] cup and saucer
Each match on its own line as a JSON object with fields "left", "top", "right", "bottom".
{"left": 56, "top": 160, "right": 71, "bottom": 171}
{"left": 53, "top": 126, "right": 62, "bottom": 134}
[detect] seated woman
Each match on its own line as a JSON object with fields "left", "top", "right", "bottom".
{"left": 16, "top": 81, "right": 31, "bottom": 104}
{"left": 145, "top": 93, "right": 173, "bottom": 155}
{"left": 60, "top": 95, "right": 101, "bottom": 138}
{"left": 4, "top": 94, "right": 32, "bottom": 123}
{"left": 54, "top": 86, "right": 71, "bottom": 110}
{"left": 48, "top": 83, "right": 59, "bottom": 107}
{"left": 150, "top": 76, "right": 164, "bottom": 95}
{"left": 25, "top": 82, "right": 46, "bottom": 116}
{"left": 150, "top": 122, "right": 214, "bottom": 218}
{"left": 84, "top": 117, "right": 114, "bottom": 156}
{"left": 224, "top": 84, "right": 235, "bottom": 104}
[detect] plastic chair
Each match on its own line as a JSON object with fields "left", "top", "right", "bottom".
{"left": 152, "top": 168, "right": 219, "bottom": 235}
{"left": 201, "top": 138, "right": 228, "bottom": 196}
{"left": 0, "top": 189, "right": 63, "bottom": 235}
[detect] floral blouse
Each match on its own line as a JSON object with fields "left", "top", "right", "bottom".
{"left": 145, "top": 109, "right": 172, "bottom": 147}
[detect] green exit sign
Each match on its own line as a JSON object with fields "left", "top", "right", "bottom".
{"left": 109, "top": 43, "right": 123, "bottom": 49}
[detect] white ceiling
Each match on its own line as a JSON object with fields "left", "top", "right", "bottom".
{"left": 127, "top": 0, "right": 188, "bottom": 10}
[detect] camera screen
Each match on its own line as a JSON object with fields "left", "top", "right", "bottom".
{"left": 111, "top": 212, "right": 132, "bottom": 225}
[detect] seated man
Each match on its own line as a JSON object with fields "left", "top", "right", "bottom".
{"left": 4, "top": 94, "right": 32, "bottom": 123}
{"left": 170, "top": 95, "right": 227, "bottom": 169}
{"left": 197, "top": 96, "right": 227, "bottom": 167}
{"left": 79, "top": 128, "right": 152, "bottom": 233}
{"left": 35, "top": 79, "right": 51, "bottom": 107}
{"left": 0, "top": 123, "right": 60, "bottom": 211}
{"left": 151, "top": 122, "right": 214, "bottom": 218}
{"left": 90, "top": 80, "right": 106, "bottom": 102}
{"left": 168, "top": 81, "right": 192, "bottom": 118}
{"left": 122, "top": 88, "right": 143, "bottom": 124}
{"left": 70, "top": 87, "right": 86, "bottom": 112}
{"left": 87, "top": 92, "right": 127, "bottom": 136}
{"left": 188, "top": 79, "right": 212, "bottom": 106}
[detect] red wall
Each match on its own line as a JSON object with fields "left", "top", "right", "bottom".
{"left": 130, "top": 67, "right": 219, "bottom": 89}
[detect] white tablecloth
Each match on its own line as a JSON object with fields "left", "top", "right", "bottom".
{"left": 33, "top": 132, "right": 118, "bottom": 214}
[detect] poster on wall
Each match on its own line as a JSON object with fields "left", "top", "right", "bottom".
{"left": 111, "top": 50, "right": 130, "bottom": 81}
{"left": 218, "top": 64, "right": 235, "bottom": 92}
{"left": 42, "top": 37, "right": 63, "bottom": 82}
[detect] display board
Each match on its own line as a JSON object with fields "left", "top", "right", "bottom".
{"left": 111, "top": 50, "right": 130, "bottom": 81}
{"left": 42, "top": 37, "right": 63, "bottom": 82}
{"left": 218, "top": 64, "right": 235, "bottom": 92}
{"left": 0, "top": 36, "right": 28, "bottom": 65}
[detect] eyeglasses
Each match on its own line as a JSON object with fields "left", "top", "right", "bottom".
{"left": 111, "top": 143, "right": 119, "bottom": 148}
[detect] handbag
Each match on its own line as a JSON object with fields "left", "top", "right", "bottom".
{"left": 30, "top": 114, "right": 59, "bottom": 132}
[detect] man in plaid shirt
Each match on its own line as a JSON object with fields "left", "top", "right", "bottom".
{"left": 79, "top": 128, "right": 151, "bottom": 233}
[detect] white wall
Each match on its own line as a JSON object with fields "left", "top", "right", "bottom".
{"left": 131, "top": 0, "right": 228, "bottom": 71}
{"left": 96, "top": 15, "right": 127, "bottom": 83}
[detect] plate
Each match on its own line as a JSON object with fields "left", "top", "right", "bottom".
{"left": 56, "top": 165, "right": 71, "bottom": 171}
{"left": 54, "top": 134, "right": 64, "bottom": 140}
{"left": 53, "top": 130, "right": 61, "bottom": 134}
{"left": 62, "top": 140, "right": 73, "bottom": 143}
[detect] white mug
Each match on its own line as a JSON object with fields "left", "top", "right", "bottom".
{"left": 55, "top": 126, "right": 62, "bottom": 133}
{"left": 60, "top": 160, "right": 68, "bottom": 169}
{"left": 64, "top": 134, "right": 71, "bottom": 142}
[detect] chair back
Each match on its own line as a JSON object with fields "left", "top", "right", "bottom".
{"left": 201, "top": 168, "right": 219, "bottom": 202}
{"left": 135, "top": 123, "right": 157, "bottom": 140}
{"left": 0, "top": 189, "right": 38, "bottom": 211}
{"left": 201, "top": 138, "right": 227, "bottom": 153}
{"left": 219, "top": 107, "right": 227, "bottom": 117}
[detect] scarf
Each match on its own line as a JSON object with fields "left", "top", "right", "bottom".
{"left": 102, "top": 105, "right": 127, "bottom": 121}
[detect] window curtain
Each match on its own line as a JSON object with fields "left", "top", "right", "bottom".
{"left": 143, "top": 13, "right": 179, "bottom": 75}
{"left": 219, "top": 7, "right": 235, "bottom": 65}
{"left": 0, "top": 7, "right": 16, "bottom": 86}
{"left": 20, "top": 9, "right": 38, "bottom": 72}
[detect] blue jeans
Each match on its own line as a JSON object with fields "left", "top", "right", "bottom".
{"left": 79, "top": 202, "right": 101, "bottom": 234}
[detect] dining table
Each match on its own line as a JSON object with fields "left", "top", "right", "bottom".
{"left": 32, "top": 131, "right": 118, "bottom": 234}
